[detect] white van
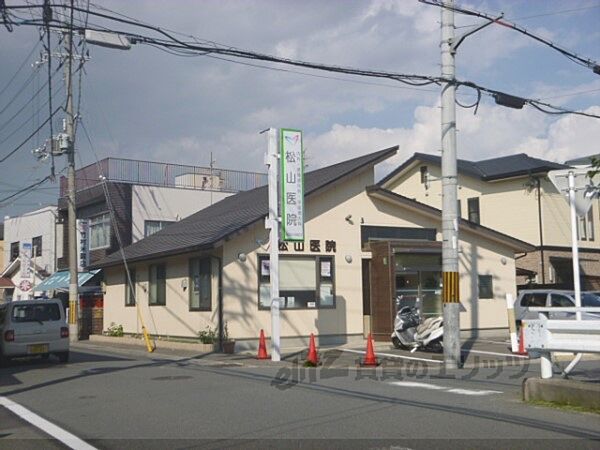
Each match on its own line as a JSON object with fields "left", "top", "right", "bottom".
{"left": 0, "top": 299, "right": 70, "bottom": 366}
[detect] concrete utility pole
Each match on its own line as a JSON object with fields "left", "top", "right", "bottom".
{"left": 264, "top": 128, "right": 281, "bottom": 361}
{"left": 440, "top": 0, "right": 461, "bottom": 369}
{"left": 65, "top": 4, "right": 78, "bottom": 342}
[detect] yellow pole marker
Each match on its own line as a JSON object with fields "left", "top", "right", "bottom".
{"left": 135, "top": 296, "right": 155, "bottom": 353}
{"left": 442, "top": 271, "right": 460, "bottom": 303}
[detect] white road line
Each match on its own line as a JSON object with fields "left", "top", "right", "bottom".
{"left": 445, "top": 388, "right": 503, "bottom": 396}
{"left": 340, "top": 348, "right": 443, "bottom": 364}
{"left": 461, "top": 349, "right": 529, "bottom": 359}
{"left": 389, "top": 381, "right": 502, "bottom": 396}
{"left": 389, "top": 381, "right": 446, "bottom": 390}
{"left": 0, "top": 396, "right": 97, "bottom": 450}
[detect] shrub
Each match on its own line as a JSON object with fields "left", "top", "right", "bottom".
{"left": 198, "top": 326, "right": 217, "bottom": 344}
{"left": 106, "top": 322, "right": 124, "bottom": 337}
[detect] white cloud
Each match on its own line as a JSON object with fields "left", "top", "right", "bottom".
{"left": 305, "top": 102, "right": 600, "bottom": 179}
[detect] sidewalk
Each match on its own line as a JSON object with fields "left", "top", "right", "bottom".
{"left": 79, "top": 333, "right": 529, "bottom": 370}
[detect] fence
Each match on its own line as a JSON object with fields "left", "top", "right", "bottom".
{"left": 60, "top": 157, "right": 267, "bottom": 196}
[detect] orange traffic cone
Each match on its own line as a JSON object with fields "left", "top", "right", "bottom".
{"left": 257, "top": 329, "right": 269, "bottom": 360}
{"left": 517, "top": 326, "right": 528, "bottom": 356}
{"left": 306, "top": 333, "right": 319, "bottom": 366}
{"left": 362, "top": 333, "right": 379, "bottom": 366}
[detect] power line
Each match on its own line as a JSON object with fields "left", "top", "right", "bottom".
{"left": 419, "top": 0, "right": 600, "bottom": 74}
{"left": 0, "top": 106, "right": 62, "bottom": 164}
{"left": 0, "top": 36, "right": 41, "bottom": 98}
{"left": 0, "top": 79, "right": 64, "bottom": 146}
{"left": 538, "top": 87, "right": 600, "bottom": 101}
{"left": 0, "top": 175, "right": 52, "bottom": 205}
{"left": 2, "top": 2, "right": 598, "bottom": 120}
{"left": 0, "top": 61, "right": 63, "bottom": 135}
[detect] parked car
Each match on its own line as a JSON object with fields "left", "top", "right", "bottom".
{"left": 0, "top": 299, "right": 69, "bottom": 366}
{"left": 515, "top": 289, "right": 600, "bottom": 323}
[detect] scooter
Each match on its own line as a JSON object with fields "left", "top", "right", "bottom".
{"left": 391, "top": 300, "right": 444, "bottom": 353}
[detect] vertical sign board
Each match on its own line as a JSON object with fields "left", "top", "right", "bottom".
{"left": 77, "top": 219, "right": 90, "bottom": 272}
{"left": 19, "top": 242, "right": 33, "bottom": 297}
{"left": 20, "top": 242, "right": 33, "bottom": 281}
{"left": 280, "top": 129, "right": 304, "bottom": 241}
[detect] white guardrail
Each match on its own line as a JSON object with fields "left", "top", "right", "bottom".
{"left": 523, "top": 307, "right": 600, "bottom": 379}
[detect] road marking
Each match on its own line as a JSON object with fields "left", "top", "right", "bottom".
{"left": 389, "top": 381, "right": 502, "bottom": 396}
{"left": 461, "top": 349, "right": 529, "bottom": 359}
{"left": 340, "top": 348, "right": 443, "bottom": 364}
{"left": 389, "top": 381, "right": 446, "bottom": 390}
{"left": 0, "top": 396, "right": 97, "bottom": 450}
{"left": 445, "top": 388, "right": 503, "bottom": 396}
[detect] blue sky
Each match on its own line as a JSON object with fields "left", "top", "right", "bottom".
{"left": 1, "top": 0, "right": 599, "bottom": 219}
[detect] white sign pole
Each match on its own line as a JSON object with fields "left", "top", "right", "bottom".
{"left": 568, "top": 171, "right": 582, "bottom": 321}
{"left": 265, "top": 127, "right": 281, "bottom": 361}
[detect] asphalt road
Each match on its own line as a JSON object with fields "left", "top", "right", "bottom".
{"left": 0, "top": 342, "right": 599, "bottom": 449}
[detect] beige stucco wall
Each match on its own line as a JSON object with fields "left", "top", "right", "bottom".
{"left": 104, "top": 253, "right": 220, "bottom": 338}
{"left": 103, "top": 165, "right": 522, "bottom": 341}
{"left": 387, "top": 162, "right": 600, "bottom": 250}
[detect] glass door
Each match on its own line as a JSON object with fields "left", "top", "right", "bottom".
{"left": 395, "top": 272, "right": 420, "bottom": 312}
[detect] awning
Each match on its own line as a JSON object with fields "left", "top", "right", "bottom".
{"left": 35, "top": 270, "right": 101, "bottom": 292}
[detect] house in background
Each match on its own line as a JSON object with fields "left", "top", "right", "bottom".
{"left": 92, "top": 147, "right": 532, "bottom": 347}
{"left": 382, "top": 153, "right": 600, "bottom": 290}
{"left": 2, "top": 206, "right": 60, "bottom": 299}
{"left": 56, "top": 157, "right": 267, "bottom": 271}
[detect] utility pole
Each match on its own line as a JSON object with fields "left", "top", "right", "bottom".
{"left": 263, "top": 128, "right": 281, "bottom": 361}
{"left": 440, "top": 0, "right": 461, "bottom": 369}
{"left": 64, "top": 2, "right": 78, "bottom": 342}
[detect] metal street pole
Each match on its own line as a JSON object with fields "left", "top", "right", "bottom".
{"left": 64, "top": 8, "right": 79, "bottom": 342}
{"left": 567, "top": 171, "right": 582, "bottom": 321}
{"left": 441, "top": 0, "right": 461, "bottom": 369}
{"left": 265, "top": 128, "right": 281, "bottom": 361}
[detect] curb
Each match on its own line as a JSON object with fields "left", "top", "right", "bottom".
{"left": 523, "top": 377, "right": 600, "bottom": 410}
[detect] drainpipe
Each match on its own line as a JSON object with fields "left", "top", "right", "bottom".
{"left": 214, "top": 256, "right": 223, "bottom": 352}
{"left": 536, "top": 178, "right": 545, "bottom": 284}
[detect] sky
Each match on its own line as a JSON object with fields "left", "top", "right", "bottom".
{"left": 1, "top": 0, "right": 599, "bottom": 220}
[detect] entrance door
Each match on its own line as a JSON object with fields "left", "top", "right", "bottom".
{"left": 395, "top": 272, "right": 419, "bottom": 311}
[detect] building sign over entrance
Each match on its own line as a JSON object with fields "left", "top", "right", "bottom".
{"left": 280, "top": 129, "right": 304, "bottom": 241}
{"left": 278, "top": 239, "right": 336, "bottom": 253}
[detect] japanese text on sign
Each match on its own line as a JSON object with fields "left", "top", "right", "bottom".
{"left": 280, "top": 129, "right": 304, "bottom": 241}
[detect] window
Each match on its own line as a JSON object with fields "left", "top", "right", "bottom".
{"left": 258, "top": 255, "right": 335, "bottom": 309}
{"left": 32, "top": 236, "right": 42, "bottom": 257}
{"left": 587, "top": 206, "right": 595, "bottom": 241}
{"left": 478, "top": 275, "right": 493, "bottom": 299}
{"left": 420, "top": 166, "right": 428, "bottom": 184}
{"left": 550, "top": 294, "right": 573, "bottom": 307}
{"left": 457, "top": 199, "right": 462, "bottom": 219}
{"left": 144, "top": 220, "right": 175, "bottom": 237}
{"left": 149, "top": 263, "right": 166, "bottom": 305}
{"left": 10, "top": 241, "right": 19, "bottom": 262}
{"left": 467, "top": 197, "right": 480, "bottom": 224}
{"left": 125, "top": 268, "right": 136, "bottom": 307}
{"left": 90, "top": 213, "right": 111, "bottom": 249}
{"left": 520, "top": 293, "right": 547, "bottom": 307}
{"left": 189, "top": 258, "right": 211, "bottom": 311}
{"left": 11, "top": 303, "right": 61, "bottom": 322}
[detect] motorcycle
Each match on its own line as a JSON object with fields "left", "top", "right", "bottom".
{"left": 391, "top": 300, "right": 443, "bottom": 353}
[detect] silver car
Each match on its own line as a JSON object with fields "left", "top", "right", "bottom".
{"left": 514, "top": 289, "right": 600, "bottom": 323}
{"left": 0, "top": 299, "right": 70, "bottom": 365}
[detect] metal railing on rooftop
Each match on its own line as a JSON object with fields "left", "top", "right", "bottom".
{"left": 59, "top": 157, "right": 267, "bottom": 196}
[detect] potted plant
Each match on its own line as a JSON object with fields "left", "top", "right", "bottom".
{"left": 221, "top": 321, "right": 235, "bottom": 354}
{"left": 198, "top": 326, "right": 217, "bottom": 352}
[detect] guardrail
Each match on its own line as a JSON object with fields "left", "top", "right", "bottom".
{"left": 523, "top": 307, "right": 600, "bottom": 378}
